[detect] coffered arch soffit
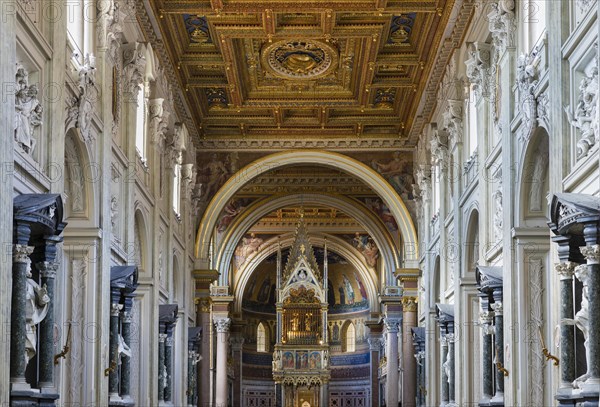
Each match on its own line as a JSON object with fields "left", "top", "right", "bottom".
{"left": 232, "top": 233, "right": 380, "bottom": 314}
{"left": 196, "top": 150, "right": 418, "bottom": 265}
{"left": 216, "top": 192, "right": 399, "bottom": 286}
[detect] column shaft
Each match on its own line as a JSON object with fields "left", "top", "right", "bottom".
{"left": 158, "top": 334, "right": 166, "bottom": 402}
{"left": 164, "top": 337, "right": 173, "bottom": 402}
{"left": 385, "top": 319, "right": 400, "bottom": 407}
{"left": 214, "top": 318, "right": 231, "bottom": 407}
{"left": 402, "top": 299, "right": 417, "bottom": 407}
{"left": 108, "top": 305, "right": 121, "bottom": 400}
{"left": 581, "top": 246, "right": 600, "bottom": 383}
{"left": 557, "top": 262, "right": 576, "bottom": 387}
{"left": 493, "top": 303, "right": 504, "bottom": 399}
{"left": 447, "top": 335, "right": 455, "bottom": 404}
{"left": 37, "top": 262, "right": 57, "bottom": 388}
{"left": 10, "top": 244, "right": 34, "bottom": 389}
{"left": 440, "top": 337, "right": 449, "bottom": 406}
{"left": 198, "top": 301, "right": 211, "bottom": 407}
{"left": 120, "top": 312, "right": 132, "bottom": 399}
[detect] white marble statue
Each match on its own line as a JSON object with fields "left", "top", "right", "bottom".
{"left": 562, "top": 264, "right": 590, "bottom": 388}
{"left": 15, "top": 64, "right": 42, "bottom": 155}
{"left": 25, "top": 274, "right": 50, "bottom": 363}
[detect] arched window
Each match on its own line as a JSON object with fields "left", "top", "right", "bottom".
{"left": 257, "top": 323, "right": 267, "bottom": 352}
{"left": 135, "top": 84, "right": 146, "bottom": 163}
{"left": 346, "top": 323, "right": 356, "bottom": 352}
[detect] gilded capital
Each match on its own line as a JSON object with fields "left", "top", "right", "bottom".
{"left": 401, "top": 296, "right": 418, "bottom": 312}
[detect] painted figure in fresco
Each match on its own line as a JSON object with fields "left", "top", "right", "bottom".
{"left": 327, "top": 280, "right": 335, "bottom": 306}
{"left": 353, "top": 232, "right": 379, "bottom": 267}
{"left": 257, "top": 276, "right": 272, "bottom": 303}
{"left": 371, "top": 151, "right": 413, "bottom": 196}
{"left": 201, "top": 153, "right": 229, "bottom": 201}
{"left": 354, "top": 272, "right": 368, "bottom": 300}
{"left": 342, "top": 274, "right": 355, "bottom": 305}
{"left": 283, "top": 352, "right": 294, "bottom": 369}
{"left": 333, "top": 324, "right": 340, "bottom": 341}
{"left": 247, "top": 275, "right": 258, "bottom": 299}
{"left": 309, "top": 352, "right": 320, "bottom": 369}
{"left": 365, "top": 198, "right": 398, "bottom": 232}
{"left": 234, "top": 233, "right": 263, "bottom": 267}
{"left": 217, "top": 199, "right": 246, "bottom": 233}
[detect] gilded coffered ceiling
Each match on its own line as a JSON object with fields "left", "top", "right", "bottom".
{"left": 147, "top": 0, "right": 467, "bottom": 149}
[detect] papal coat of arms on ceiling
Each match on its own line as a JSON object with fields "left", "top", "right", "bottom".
{"left": 261, "top": 39, "right": 338, "bottom": 80}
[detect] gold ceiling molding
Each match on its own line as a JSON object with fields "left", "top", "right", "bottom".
{"left": 149, "top": 0, "right": 458, "bottom": 142}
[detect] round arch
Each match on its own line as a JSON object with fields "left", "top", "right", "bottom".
{"left": 195, "top": 150, "right": 418, "bottom": 266}
{"left": 218, "top": 193, "right": 399, "bottom": 287}
{"left": 233, "top": 233, "right": 380, "bottom": 314}
{"left": 133, "top": 208, "right": 150, "bottom": 273}
{"left": 463, "top": 207, "right": 480, "bottom": 274}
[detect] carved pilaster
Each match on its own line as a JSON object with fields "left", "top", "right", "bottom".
{"left": 465, "top": 42, "right": 491, "bottom": 101}
{"left": 487, "top": 0, "right": 516, "bottom": 55}
{"left": 442, "top": 100, "right": 463, "bottom": 146}
{"left": 123, "top": 43, "right": 146, "bottom": 100}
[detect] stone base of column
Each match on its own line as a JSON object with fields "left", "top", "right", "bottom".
{"left": 556, "top": 387, "right": 600, "bottom": 407}
{"left": 109, "top": 397, "right": 135, "bottom": 407}
{"left": 10, "top": 388, "right": 59, "bottom": 406}
{"left": 489, "top": 392, "right": 504, "bottom": 406}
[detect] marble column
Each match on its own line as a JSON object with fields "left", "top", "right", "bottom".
{"left": 187, "top": 349, "right": 196, "bottom": 406}
{"left": 214, "top": 317, "right": 231, "bottom": 407}
{"left": 384, "top": 318, "right": 400, "bottom": 407}
{"left": 230, "top": 335, "right": 244, "bottom": 407}
{"left": 440, "top": 335, "right": 449, "bottom": 406}
{"left": 164, "top": 334, "right": 174, "bottom": 402}
{"left": 447, "top": 334, "right": 456, "bottom": 405}
{"left": 36, "top": 258, "right": 59, "bottom": 389}
{"left": 108, "top": 303, "right": 122, "bottom": 402}
{"left": 581, "top": 245, "right": 600, "bottom": 387}
{"left": 320, "top": 382, "right": 329, "bottom": 407}
{"left": 491, "top": 301, "right": 504, "bottom": 403}
{"left": 10, "top": 242, "right": 34, "bottom": 391}
{"left": 158, "top": 333, "right": 167, "bottom": 402}
{"left": 479, "top": 311, "right": 495, "bottom": 403}
{"left": 120, "top": 306, "right": 133, "bottom": 402}
{"left": 556, "top": 262, "right": 577, "bottom": 388}
{"left": 368, "top": 337, "right": 381, "bottom": 407}
{"left": 414, "top": 352, "right": 422, "bottom": 407}
{"left": 197, "top": 299, "right": 211, "bottom": 407}
{"left": 402, "top": 297, "right": 418, "bottom": 407}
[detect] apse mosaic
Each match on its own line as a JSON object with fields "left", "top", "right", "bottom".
{"left": 242, "top": 252, "right": 368, "bottom": 313}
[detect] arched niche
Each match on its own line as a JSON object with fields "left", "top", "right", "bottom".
{"left": 233, "top": 233, "right": 380, "bottom": 314}
{"left": 133, "top": 209, "right": 149, "bottom": 273}
{"left": 195, "top": 151, "right": 418, "bottom": 267}
{"left": 64, "top": 129, "right": 94, "bottom": 220}
{"left": 517, "top": 128, "right": 550, "bottom": 226}
{"left": 463, "top": 208, "right": 480, "bottom": 274}
{"left": 173, "top": 254, "right": 182, "bottom": 304}
{"left": 217, "top": 193, "right": 398, "bottom": 287}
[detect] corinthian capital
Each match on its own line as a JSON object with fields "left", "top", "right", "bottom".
{"left": 13, "top": 244, "right": 34, "bottom": 264}
{"left": 555, "top": 262, "right": 576, "bottom": 280}
{"left": 384, "top": 318, "right": 400, "bottom": 333}
{"left": 401, "top": 296, "right": 418, "bottom": 312}
{"left": 580, "top": 245, "right": 600, "bottom": 264}
{"left": 214, "top": 317, "right": 231, "bottom": 333}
